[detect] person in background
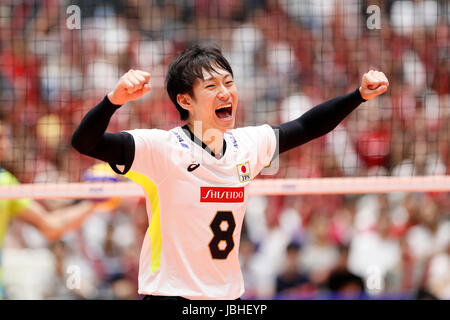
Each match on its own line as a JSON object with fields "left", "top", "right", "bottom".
{"left": 0, "top": 120, "right": 115, "bottom": 299}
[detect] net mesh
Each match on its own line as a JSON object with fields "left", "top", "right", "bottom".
{"left": 0, "top": 0, "right": 448, "bottom": 185}
{"left": 0, "top": 0, "right": 449, "bottom": 301}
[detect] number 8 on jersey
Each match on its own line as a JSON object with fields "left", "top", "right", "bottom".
{"left": 209, "top": 211, "right": 236, "bottom": 259}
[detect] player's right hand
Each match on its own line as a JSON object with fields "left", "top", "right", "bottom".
{"left": 107, "top": 69, "right": 151, "bottom": 105}
{"left": 359, "top": 70, "right": 389, "bottom": 101}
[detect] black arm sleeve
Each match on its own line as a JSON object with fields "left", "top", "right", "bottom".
{"left": 272, "top": 87, "right": 366, "bottom": 154}
{"left": 71, "top": 96, "right": 135, "bottom": 175}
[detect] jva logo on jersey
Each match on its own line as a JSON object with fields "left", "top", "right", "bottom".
{"left": 237, "top": 161, "right": 251, "bottom": 183}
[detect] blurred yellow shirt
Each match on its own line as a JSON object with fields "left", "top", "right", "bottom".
{"left": 0, "top": 168, "right": 30, "bottom": 247}
{"left": 0, "top": 168, "right": 30, "bottom": 298}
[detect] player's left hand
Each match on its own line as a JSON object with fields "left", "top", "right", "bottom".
{"left": 359, "top": 70, "right": 389, "bottom": 100}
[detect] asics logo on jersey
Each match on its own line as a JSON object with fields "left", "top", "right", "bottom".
{"left": 200, "top": 187, "right": 244, "bottom": 203}
{"left": 187, "top": 162, "right": 200, "bottom": 172}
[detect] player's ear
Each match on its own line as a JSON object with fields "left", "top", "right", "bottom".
{"left": 177, "top": 93, "right": 193, "bottom": 112}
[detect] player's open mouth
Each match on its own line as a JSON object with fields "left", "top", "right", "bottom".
{"left": 215, "top": 103, "right": 233, "bottom": 121}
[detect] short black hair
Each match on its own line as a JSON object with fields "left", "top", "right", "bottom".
{"left": 165, "top": 44, "right": 234, "bottom": 120}
{"left": 286, "top": 241, "right": 301, "bottom": 253}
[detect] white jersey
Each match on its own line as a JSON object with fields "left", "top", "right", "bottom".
{"left": 123, "top": 124, "right": 276, "bottom": 299}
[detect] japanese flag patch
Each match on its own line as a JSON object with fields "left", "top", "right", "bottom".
{"left": 236, "top": 161, "right": 251, "bottom": 183}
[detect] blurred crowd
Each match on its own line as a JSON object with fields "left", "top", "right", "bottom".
{"left": 0, "top": 0, "right": 449, "bottom": 299}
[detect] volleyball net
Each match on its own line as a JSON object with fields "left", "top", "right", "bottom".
{"left": 0, "top": 176, "right": 449, "bottom": 200}
{"left": 0, "top": 0, "right": 449, "bottom": 199}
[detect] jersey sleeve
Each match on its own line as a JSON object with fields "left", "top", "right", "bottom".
{"left": 9, "top": 198, "right": 31, "bottom": 217}
{"left": 122, "top": 129, "right": 171, "bottom": 184}
{"left": 235, "top": 124, "right": 277, "bottom": 175}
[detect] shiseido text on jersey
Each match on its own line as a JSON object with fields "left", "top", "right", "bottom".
{"left": 200, "top": 187, "right": 245, "bottom": 203}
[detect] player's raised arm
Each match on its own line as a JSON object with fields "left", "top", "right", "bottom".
{"left": 17, "top": 198, "right": 119, "bottom": 241}
{"left": 71, "top": 70, "right": 151, "bottom": 174}
{"left": 273, "top": 70, "right": 389, "bottom": 154}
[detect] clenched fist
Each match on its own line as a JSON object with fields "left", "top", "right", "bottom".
{"left": 107, "top": 69, "right": 151, "bottom": 105}
{"left": 359, "top": 70, "right": 389, "bottom": 100}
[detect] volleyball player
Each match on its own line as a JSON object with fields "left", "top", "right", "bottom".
{"left": 0, "top": 121, "right": 115, "bottom": 298}
{"left": 72, "top": 45, "right": 389, "bottom": 300}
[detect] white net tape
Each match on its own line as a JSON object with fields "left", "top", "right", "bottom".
{"left": 1, "top": 176, "right": 449, "bottom": 199}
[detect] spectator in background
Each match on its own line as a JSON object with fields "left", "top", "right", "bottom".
{"left": 348, "top": 194, "right": 404, "bottom": 292}
{"left": 406, "top": 197, "right": 448, "bottom": 259}
{"left": 425, "top": 242, "right": 450, "bottom": 299}
{"left": 275, "top": 241, "right": 311, "bottom": 297}
{"left": 238, "top": 236, "right": 259, "bottom": 300}
{"left": 390, "top": 0, "right": 439, "bottom": 37}
{"left": 43, "top": 241, "right": 87, "bottom": 299}
{"left": 300, "top": 214, "right": 339, "bottom": 288}
{"left": 326, "top": 245, "right": 366, "bottom": 299}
